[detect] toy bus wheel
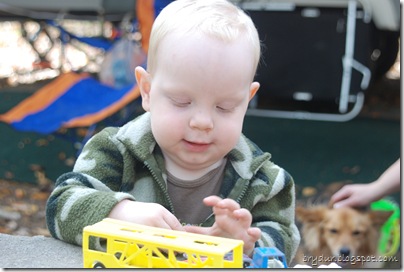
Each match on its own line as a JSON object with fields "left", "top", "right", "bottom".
{"left": 93, "top": 262, "right": 105, "bottom": 268}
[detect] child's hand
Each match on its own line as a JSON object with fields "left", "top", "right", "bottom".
{"left": 183, "top": 196, "right": 261, "bottom": 256}
{"left": 108, "top": 199, "right": 184, "bottom": 231}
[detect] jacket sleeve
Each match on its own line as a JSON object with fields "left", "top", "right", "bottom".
{"left": 245, "top": 164, "right": 301, "bottom": 265}
{"left": 45, "top": 128, "right": 135, "bottom": 245}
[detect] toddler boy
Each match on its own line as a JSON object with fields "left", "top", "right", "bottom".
{"left": 46, "top": 0, "right": 300, "bottom": 262}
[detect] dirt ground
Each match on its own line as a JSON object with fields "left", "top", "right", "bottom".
{"left": 0, "top": 179, "right": 50, "bottom": 237}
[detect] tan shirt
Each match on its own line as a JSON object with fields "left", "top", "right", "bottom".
{"left": 167, "top": 160, "right": 226, "bottom": 225}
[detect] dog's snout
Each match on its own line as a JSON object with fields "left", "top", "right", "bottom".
{"left": 339, "top": 247, "right": 351, "bottom": 257}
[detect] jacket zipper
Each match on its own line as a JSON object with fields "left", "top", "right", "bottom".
{"left": 144, "top": 161, "right": 175, "bottom": 213}
{"left": 236, "top": 178, "right": 249, "bottom": 203}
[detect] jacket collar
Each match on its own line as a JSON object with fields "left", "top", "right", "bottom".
{"left": 116, "top": 112, "right": 156, "bottom": 162}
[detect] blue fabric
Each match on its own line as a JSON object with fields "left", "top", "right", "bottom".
{"left": 11, "top": 77, "right": 135, "bottom": 134}
{"left": 47, "top": 20, "right": 116, "bottom": 51}
{"left": 154, "top": 0, "right": 174, "bottom": 17}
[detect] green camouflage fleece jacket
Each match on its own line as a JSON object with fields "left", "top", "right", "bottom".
{"left": 46, "top": 112, "right": 300, "bottom": 263}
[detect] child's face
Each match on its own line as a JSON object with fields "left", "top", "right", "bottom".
{"left": 136, "top": 32, "right": 259, "bottom": 173}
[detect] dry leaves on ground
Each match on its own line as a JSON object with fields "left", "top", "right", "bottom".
{"left": 0, "top": 179, "right": 50, "bottom": 237}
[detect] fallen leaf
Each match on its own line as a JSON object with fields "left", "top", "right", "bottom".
{"left": 14, "top": 188, "right": 25, "bottom": 199}
{"left": 302, "top": 187, "right": 317, "bottom": 197}
{"left": 31, "top": 192, "right": 50, "bottom": 201}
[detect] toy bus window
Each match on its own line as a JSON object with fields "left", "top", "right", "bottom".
{"left": 224, "top": 250, "right": 236, "bottom": 261}
{"left": 88, "top": 235, "right": 107, "bottom": 253}
{"left": 121, "top": 228, "right": 143, "bottom": 234}
{"left": 194, "top": 240, "right": 218, "bottom": 247}
{"left": 153, "top": 234, "right": 176, "bottom": 239}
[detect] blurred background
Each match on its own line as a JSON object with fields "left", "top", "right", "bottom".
{"left": 0, "top": 1, "right": 400, "bottom": 260}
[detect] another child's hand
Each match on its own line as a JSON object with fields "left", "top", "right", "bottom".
{"left": 330, "top": 183, "right": 378, "bottom": 208}
{"left": 108, "top": 199, "right": 184, "bottom": 231}
{"left": 184, "top": 196, "right": 261, "bottom": 256}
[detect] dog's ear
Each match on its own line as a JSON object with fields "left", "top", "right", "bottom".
{"left": 295, "top": 206, "right": 326, "bottom": 224}
{"left": 368, "top": 210, "right": 394, "bottom": 228}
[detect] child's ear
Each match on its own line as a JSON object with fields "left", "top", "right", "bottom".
{"left": 249, "top": 81, "right": 260, "bottom": 101}
{"left": 135, "top": 66, "right": 151, "bottom": 112}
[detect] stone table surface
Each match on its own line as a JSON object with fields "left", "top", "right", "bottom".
{"left": 0, "top": 233, "right": 82, "bottom": 268}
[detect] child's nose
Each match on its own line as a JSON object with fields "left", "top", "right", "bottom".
{"left": 189, "top": 110, "right": 213, "bottom": 131}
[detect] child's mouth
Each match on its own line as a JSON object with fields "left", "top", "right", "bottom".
{"left": 183, "top": 140, "right": 211, "bottom": 152}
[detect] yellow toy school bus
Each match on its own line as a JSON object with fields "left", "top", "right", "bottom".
{"left": 82, "top": 218, "right": 244, "bottom": 268}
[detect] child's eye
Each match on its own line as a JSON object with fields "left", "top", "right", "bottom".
{"left": 174, "top": 102, "right": 190, "bottom": 107}
{"left": 170, "top": 98, "right": 190, "bottom": 107}
{"left": 216, "top": 106, "right": 233, "bottom": 112}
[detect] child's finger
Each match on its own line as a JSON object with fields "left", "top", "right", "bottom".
{"left": 233, "top": 208, "right": 252, "bottom": 227}
{"left": 247, "top": 227, "right": 262, "bottom": 241}
{"left": 203, "top": 195, "right": 222, "bottom": 206}
{"left": 183, "top": 225, "right": 209, "bottom": 235}
{"left": 162, "top": 212, "right": 184, "bottom": 231}
{"left": 216, "top": 198, "right": 240, "bottom": 210}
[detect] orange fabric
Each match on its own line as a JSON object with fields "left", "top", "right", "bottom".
{"left": 64, "top": 85, "right": 140, "bottom": 128}
{"left": 136, "top": 0, "right": 155, "bottom": 54}
{"left": 0, "top": 72, "right": 89, "bottom": 123}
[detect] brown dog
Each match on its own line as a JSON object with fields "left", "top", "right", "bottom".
{"left": 293, "top": 205, "right": 392, "bottom": 268}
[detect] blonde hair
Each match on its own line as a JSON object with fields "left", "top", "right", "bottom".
{"left": 147, "top": 0, "right": 261, "bottom": 75}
